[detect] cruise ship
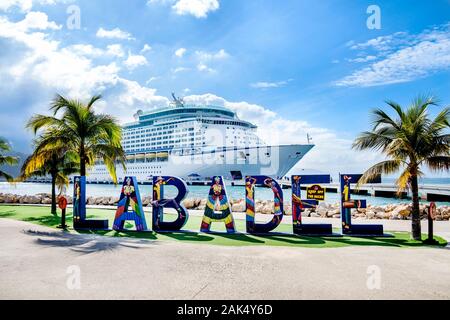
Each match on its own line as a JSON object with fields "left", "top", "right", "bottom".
{"left": 88, "top": 95, "right": 314, "bottom": 182}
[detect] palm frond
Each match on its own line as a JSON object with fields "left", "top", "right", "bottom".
{"left": 357, "top": 160, "right": 402, "bottom": 187}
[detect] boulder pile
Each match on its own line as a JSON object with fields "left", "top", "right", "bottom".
{"left": 1, "top": 193, "right": 449, "bottom": 220}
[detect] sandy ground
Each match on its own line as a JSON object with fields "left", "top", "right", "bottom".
{"left": 0, "top": 218, "right": 450, "bottom": 300}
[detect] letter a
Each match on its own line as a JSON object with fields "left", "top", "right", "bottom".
{"left": 113, "top": 176, "right": 147, "bottom": 231}
{"left": 200, "top": 176, "right": 236, "bottom": 233}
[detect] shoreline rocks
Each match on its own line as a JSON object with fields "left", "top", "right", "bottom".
{"left": 0, "top": 193, "right": 449, "bottom": 221}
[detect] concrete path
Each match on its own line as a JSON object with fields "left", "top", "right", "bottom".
{"left": 0, "top": 218, "right": 449, "bottom": 300}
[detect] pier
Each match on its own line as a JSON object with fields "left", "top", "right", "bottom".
{"left": 230, "top": 180, "right": 450, "bottom": 202}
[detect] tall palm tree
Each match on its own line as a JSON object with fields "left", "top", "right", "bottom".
{"left": 19, "top": 134, "right": 79, "bottom": 215}
{"left": 0, "top": 138, "right": 19, "bottom": 182}
{"left": 353, "top": 96, "right": 450, "bottom": 240}
{"left": 27, "top": 94, "right": 126, "bottom": 183}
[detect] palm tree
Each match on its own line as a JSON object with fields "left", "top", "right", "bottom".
{"left": 0, "top": 138, "right": 19, "bottom": 182}
{"left": 27, "top": 94, "right": 126, "bottom": 183}
{"left": 353, "top": 96, "right": 450, "bottom": 240}
{"left": 19, "top": 134, "right": 79, "bottom": 215}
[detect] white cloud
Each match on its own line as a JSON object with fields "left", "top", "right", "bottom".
{"left": 197, "top": 62, "right": 214, "bottom": 73}
{"left": 147, "top": 0, "right": 219, "bottom": 18}
{"left": 0, "top": 13, "right": 119, "bottom": 97}
{"left": 106, "top": 44, "right": 125, "bottom": 57}
{"left": 115, "top": 79, "right": 170, "bottom": 109}
{"left": 172, "top": 66, "right": 190, "bottom": 73}
{"left": 145, "top": 76, "right": 159, "bottom": 84}
{"left": 141, "top": 44, "right": 152, "bottom": 53}
{"left": 336, "top": 24, "right": 450, "bottom": 87}
{"left": 196, "top": 48, "right": 229, "bottom": 61}
{"left": 175, "top": 47, "right": 186, "bottom": 57}
{"left": 15, "top": 11, "right": 61, "bottom": 30}
{"left": 0, "top": 0, "right": 60, "bottom": 12}
{"left": 172, "top": 0, "right": 219, "bottom": 18}
{"left": 347, "top": 55, "right": 377, "bottom": 63}
{"left": 67, "top": 44, "right": 104, "bottom": 57}
{"left": 250, "top": 80, "right": 292, "bottom": 89}
{"left": 96, "top": 27, "right": 134, "bottom": 40}
{"left": 194, "top": 49, "right": 228, "bottom": 73}
{"left": 124, "top": 53, "right": 148, "bottom": 70}
{"left": 0, "top": 10, "right": 170, "bottom": 136}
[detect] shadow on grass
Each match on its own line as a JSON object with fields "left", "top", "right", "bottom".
{"left": 321, "top": 234, "right": 447, "bottom": 248}
{"left": 265, "top": 235, "right": 327, "bottom": 246}
{"left": 23, "top": 229, "right": 156, "bottom": 254}
{"left": 23, "top": 215, "right": 61, "bottom": 227}
{"left": 0, "top": 211, "right": 17, "bottom": 218}
{"left": 212, "top": 233, "right": 266, "bottom": 244}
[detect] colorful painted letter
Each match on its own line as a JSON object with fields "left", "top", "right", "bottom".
{"left": 340, "top": 174, "right": 383, "bottom": 236}
{"left": 200, "top": 176, "right": 236, "bottom": 233}
{"left": 245, "top": 176, "right": 283, "bottom": 234}
{"left": 291, "top": 174, "right": 333, "bottom": 235}
{"left": 152, "top": 176, "right": 189, "bottom": 232}
{"left": 73, "top": 176, "right": 109, "bottom": 230}
{"left": 113, "top": 177, "right": 147, "bottom": 231}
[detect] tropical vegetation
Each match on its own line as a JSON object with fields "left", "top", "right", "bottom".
{"left": 353, "top": 96, "right": 450, "bottom": 240}
{"left": 19, "top": 133, "right": 79, "bottom": 215}
{"left": 27, "top": 94, "right": 126, "bottom": 183}
{"left": 0, "top": 137, "right": 19, "bottom": 182}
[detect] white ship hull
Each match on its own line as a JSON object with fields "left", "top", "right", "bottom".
{"left": 87, "top": 144, "right": 314, "bottom": 182}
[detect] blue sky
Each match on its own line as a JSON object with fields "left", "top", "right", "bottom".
{"left": 0, "top": 0, "right": 449, "bottom": 175}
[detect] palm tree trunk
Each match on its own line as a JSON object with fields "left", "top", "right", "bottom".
{"left": 80, "top": 143, "right": 86, "bottom": 177}
{"left": 51, "top": 172, "right": 57, "bottom": 215}
{"left": 410, "top": 174, "right": 421, "bottom": 240}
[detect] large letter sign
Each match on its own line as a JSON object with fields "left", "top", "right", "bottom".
{"left": 73, "top": 176, "right": 109, "bottom": 229}
{"left": 152, "top": 176, "right": 189, "bottom": 232}
{"left": 340, "top": 174, "right": 384, "bottom": 236}
{"left": 200, "top": 176, "right": 236, "bottom": 233}
{"left": 291, "top": 174, "right": 333, "bottom": 235}
{"left": 113, "top": 177, "right": 147, "bottom": 231}
{"left": 246, "top": 176, "right": 283, "bottom": 234}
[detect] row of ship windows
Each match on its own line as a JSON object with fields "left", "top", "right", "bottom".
{"left": 124, "top": 121, "right": 251, "bottom": 139}
{"left": 123, "top": 128, "right": 250, "bottom": 143}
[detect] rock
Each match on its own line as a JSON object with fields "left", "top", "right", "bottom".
{"left": 142, "top": 196, "right": 151, "bottom": 206}
{"left": 391, "top": 204, "right": 411, "bottom": 218}
{"left": 231, "top": 202, "right": 245, "bottom": 213}
{"left": 310, "top": 212, "right": 320, "bottom": 218}
{"left": 194, "top": 198, "right": 202, "bottom": 207}
{"left": 332, "top": 214, "right": 340, "bottom": 218}
{"left": 0, "top": 195, "right": 4, "bottom": 203}
{"left": 108, "top": 197, "right": 119, "bottom": 206}
{"left": 197, "top": 199, "right": 207, "bottom": 211}
{"left": 366, "top": 211, "right": 376, "bottom": 219}
{"left": 182, "top": 198, "right": 195, "bottom": 209}
{"left": 317, "top": 208, "right": 328, "bottom": 218}
{"left": 21, "top": 195, "right": 41, "bottom": 204}
{"left": 41, "top": 197, "right": 52, "bottom": 204}
{"left": 261, "top": 204, "right": 274, "bottom": 215}
{"left": 283, "top": 205, "right": 292, "bottom": 216}
{"left": 255, "top": 202, "right": 264, "bottom": 213}
{"left": 327, "top": 208, "right": 340, "bottom": 217}
{"left": 302, "top": 209, "right": 311, "bottom": 217}
{"left": 86, "top": 197, "right": 95, "bottom": 205}
{"left": 375, "top": 212, "right": 385, "bottom": 219}
{"left": 4, "top": 194, "right": 18, "bottom": 203}
{"left": 66, "top": 196, "right": 73, "bottom": 205}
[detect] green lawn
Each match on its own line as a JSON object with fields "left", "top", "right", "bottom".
{"left": 0, "top": 205, "right": 447, "bottom": 248}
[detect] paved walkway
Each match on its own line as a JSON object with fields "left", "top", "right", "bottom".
{"left": 0, "top": 218, "right": 449, "bottom": 299}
